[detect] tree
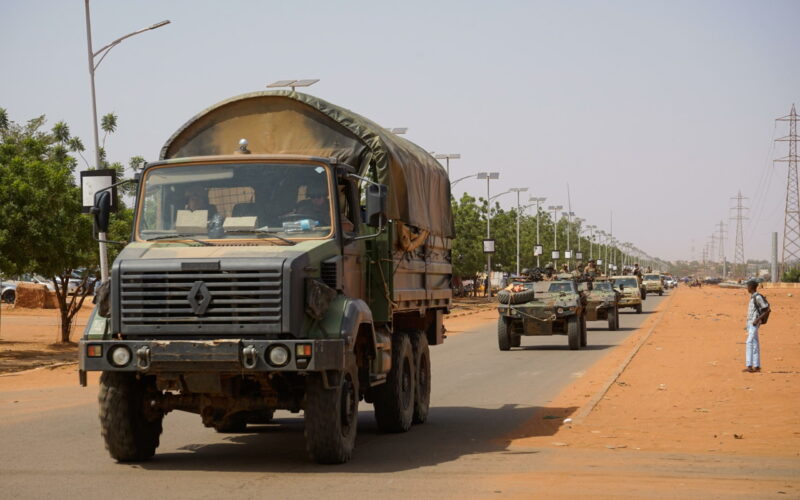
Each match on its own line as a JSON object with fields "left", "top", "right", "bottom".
{"left": 0, "top": 110, "right": 96, "bottom": 342}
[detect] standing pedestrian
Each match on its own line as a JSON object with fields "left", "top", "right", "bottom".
{"left": 743, "top": 279, "right": 770, "bottom": 373}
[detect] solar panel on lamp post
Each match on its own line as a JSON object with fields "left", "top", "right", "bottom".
{"left": 477, "top": 172, "right": 499, "bottom": 297}
{"left": 434, "top": 153, "right": 460, "bottom": 178}
{"left": 266, "top": 79, "right": 320, "bottom": 92}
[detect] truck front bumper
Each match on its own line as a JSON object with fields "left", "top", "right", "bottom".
{"left": 78, "top": 338, "right": 345, "bottom": 374}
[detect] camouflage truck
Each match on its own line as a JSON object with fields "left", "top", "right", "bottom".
{"left": 79, "top": 91, "right": 453, "bottom": 464}
{"left": 581, "top": 280, "right": 621, "bottom": 330}
{"left": 642, "top": 273, "right": 664, "bottom": 296}
{"left": 610, "top": 275, "right": 643, "bottom": 313}
{"left": 497, "top": 279, "right": 587, "bottom": 351}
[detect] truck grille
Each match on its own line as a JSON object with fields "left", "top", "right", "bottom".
{"left": 119, "top": 267, "right": 282, "bottom": 335}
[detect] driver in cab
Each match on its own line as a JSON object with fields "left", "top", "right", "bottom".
{"left": 292, "top": 187, "right": 330, "bottom": 225}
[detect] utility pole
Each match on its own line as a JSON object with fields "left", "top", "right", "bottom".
{"left": 730, "top": 191, "right": 748, "bottom": 279}
{"left": 530, "top": 197, "right": 546, "bottom": 267}
{"left": 776, "top": 104, "right": 800, "bottom": 276}
{"left": 716, "top": 220, "right": 727, "bottom": 278}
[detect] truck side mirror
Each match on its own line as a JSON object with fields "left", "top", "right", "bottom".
{"left": 365, "top": 184, "right": 387, "bottom": 227}
{"left": 92, "top": 190, "right": 112, "bottom": 233}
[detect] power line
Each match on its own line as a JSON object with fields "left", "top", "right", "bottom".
{"left": 775, "top": 104, "right": 800, "bottom": 275}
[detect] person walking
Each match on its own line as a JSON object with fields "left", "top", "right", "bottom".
{"left": 743, "top": 279, "right": 770, "bottom": 373}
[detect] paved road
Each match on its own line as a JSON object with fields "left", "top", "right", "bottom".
{"left": 0, "top": 294, "right": 669, "bottom": 499}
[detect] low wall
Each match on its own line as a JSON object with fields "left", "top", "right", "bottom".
{"left": 761, "top": 282, "right": 800, "bottom": 289}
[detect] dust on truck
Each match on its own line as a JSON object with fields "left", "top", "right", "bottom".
{"left": 78, "top": 91, "right": 454, "bottom": 464}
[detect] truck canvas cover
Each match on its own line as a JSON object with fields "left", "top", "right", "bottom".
{"left": 160, "top": 91, "right": 454, "bottom": 238}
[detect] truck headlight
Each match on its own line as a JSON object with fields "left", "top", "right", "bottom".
{"left": 267, "top": 345, "right": 290, "bottom": 367}
{"left": 109, "top": 346, "right": 132, "bottom": 367}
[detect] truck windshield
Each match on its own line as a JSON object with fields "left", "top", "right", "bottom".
{"left": 643, "top": 274, "right": 660, "bottom": 281}
{"left": 137, "top": 162, "right": 334, "bottom": 242}
{"left": 594, "top": 282, "right": 612, "bottom": 291}
{"left": 614, "top": 277, "right": 638, "bottom": 288}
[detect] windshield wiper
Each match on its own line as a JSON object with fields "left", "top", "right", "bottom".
{"left": 225, "top": 229, "right": 297, "bottom": 246}
{"left": 145, "top": 234, "right": 214, "bottom": 246}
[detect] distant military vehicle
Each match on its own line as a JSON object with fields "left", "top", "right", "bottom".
{"left": 610, "top": 275, "right": 643, "bottom": 313}
{"left": 582, "top": 280, "right": 621, "bottom": 330}
{"left": 497, "top": 279, "right": 587, "bottom": 351}
{"left": 642, "top": 273, "right": 664, "bottom": 296}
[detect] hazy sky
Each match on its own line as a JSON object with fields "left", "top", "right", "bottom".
{"left": 2, "top": 0, "right": 799, "bottom": 262}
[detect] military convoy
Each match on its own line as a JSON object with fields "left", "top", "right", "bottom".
{"left": 79, "top": 91, "right": 453, "bottom": 464}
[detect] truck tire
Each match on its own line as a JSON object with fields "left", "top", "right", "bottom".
{"left": 497, "top": 288, "right": 536, "bottom": 305}
{"left": 608, "top": 307, "right": 618, "bottom": 331}
{"left": 635, "top": 303, "right": 643, "bottom": 314}
{"left": 580, "top": 316, "right": 587, "bottom": 347}
{"left": 410, "top": 331, "right": 431, "bottom": 425}
{"left": 305, "top": 354, "right": 359, "bottom": 464}
{"left": 567, "top": 316, "right": 580, "bottom": 350}
{"left": 373, "top": 334, "right": 415, "bottom": 433}
{"left": 497, "top": 317, "right": 511, "bottom": 351}
{"left": 99, "top": 372, "right": 163, "bottom": 462}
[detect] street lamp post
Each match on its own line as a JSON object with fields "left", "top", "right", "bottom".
{"left": 510, "top": 187, "right": 528, "bottom": 275}
{"left": 530, "top": 197, "right": 546, "bottom": 267}
{"left": 478, "top": 172, "right": 499, "bottom": 297}
{"left": 587, "top": 224, "right": 596, "bottom": 259}
{"left": 562, "top": 211, "right": 575, "bottom": 265}
{"left": 434, "top": 153, "right": 460, "bottom": 178}
{"left": 574, "top": 217, "right": 584, "bottom": 258}
{"left": 84, "top": 0, "right": 170, "bottom": 282}
{"left": 548, "top": 205, "right": 563, "bottom": 267}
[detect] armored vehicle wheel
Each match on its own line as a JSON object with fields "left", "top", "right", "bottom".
{"left": 497, "top": 289, "right": 536, "bottom": 305}
{"left": 512, "top": 334, "right": 521, "bottom": 348}
{"left": 99, "top": 372, "right": 163, "bottom": 462}
{"left": 373, "top": 334, "right": 415, "bottom": 433}
{"left": 305, "top": 354, "right": 359, "bottom": 464}
{"left": 497, "top": 317, "right": 512, "bottom": 351}
{"left": 580, "top": 316, "right": 587, "bottom": 347}
{"left": 411, "top": 331, "right": 431, "bottom": 424}
{"left": 608, "top": 307, "right": 619, "bottom": 331}
{"left": 635, "top": 303, "right": 643, "bottom": 314}
{"left": 659, "top": 290, "right": 663, "bottom": 296}
{"left": 567, "top": 316, "right": 580, "bottom": 350}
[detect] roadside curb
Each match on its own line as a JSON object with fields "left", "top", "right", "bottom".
{"left": 572, "top": 292, "right": 674, "bottom": 423}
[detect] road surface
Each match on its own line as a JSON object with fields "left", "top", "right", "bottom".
{"left": 0, "top": 295, "right": 667, "bottom": 499}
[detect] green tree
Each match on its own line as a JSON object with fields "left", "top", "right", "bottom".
{"left": 0, "top": 110, "right": 96, "bottom": 342}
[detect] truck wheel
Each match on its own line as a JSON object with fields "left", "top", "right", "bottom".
{"left": 511, "top": 334, "right": 521, "bottom": 348}
{"left": 373, "top": 334, "right": 415, "bottom": 433}
{"left": 567, "top": 316, "right": 580, "bottom": 350}
{"left": 214, "top": 413, "right": 247, "bottom": 433}
{"left": 659, "top": 290, "right": 663, "bottom": 296}
{"left": 580, "top": 316, "right": 587, "bottom": 347}
{"left": 411, "top": 331, "right": 431, "bottom": 425}
{"left": 305, "top": 354, "right": 359, "bottom": 464}
{"left": 99, "top": 372, "right": 163, "bottom": 462}
{"left": 635, "top": 303, "right": 643, "bottom": 314}
{"left": 497, "top": 317, "right": 511, "bottom": 351}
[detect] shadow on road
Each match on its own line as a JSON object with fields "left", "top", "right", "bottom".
{"left": 514, "top": 344, "right": 616, "bottom": 351}
{"left": 138, "top": 404, "right": 578, "bottom": 473}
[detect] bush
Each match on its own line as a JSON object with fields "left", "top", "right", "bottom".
{"left": 781, "top": 268, "right": 800, "bottom": 283}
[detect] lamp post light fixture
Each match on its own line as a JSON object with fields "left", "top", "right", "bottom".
{"left": 509, "top": 187, "right": 529, "bottom": 275}
{"left": 477, "top": 172, "right": 500, "bottom": 297}
{"left": 433, "top": 153, "right": 460, "bottom": 178}
{"left": 529, "top": 196, "right": 546, "bottom": 267}
{"left": 83, "top": 0, "right": 170, "bottom": 282}
{"left": 548, "top": 205, "right": 563, "bottom": 266}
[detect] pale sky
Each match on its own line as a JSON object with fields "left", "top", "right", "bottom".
{"left": 2, "top": 0, "right": 798, "bottom": 262}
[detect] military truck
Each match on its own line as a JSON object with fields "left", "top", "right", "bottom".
{"left": 582, "top": 280, "right": 620, "bottom": 330}
{"left": 642, "top": 273, "right": 664, "bottom": 295}
{"left": 78, "top": 91, "right": 453, "bottom": 464}
{"left": 497, "top": 279, "right": 587, "bottom": 351}
{"left": 610, "top": 275, "right": 643, "bottom": 313}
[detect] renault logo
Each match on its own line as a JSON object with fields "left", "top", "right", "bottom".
{"left": 188, "top": 281, "right": 212, "bottom": 315}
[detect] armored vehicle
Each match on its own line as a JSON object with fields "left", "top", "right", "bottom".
{"left": 78, "top": 91, "right": 453, "bottom": 464}
{"left": 642, "top": 273, "right": 664, "bottom": 296}
{"left": 582, "top": 280, "right": 620, "bottom": 330}
{"left": 497, "top": 279, "right": 587, "bottom": 351}
{"left": 611, "top": 275, "right": 643, "bottom": 313}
